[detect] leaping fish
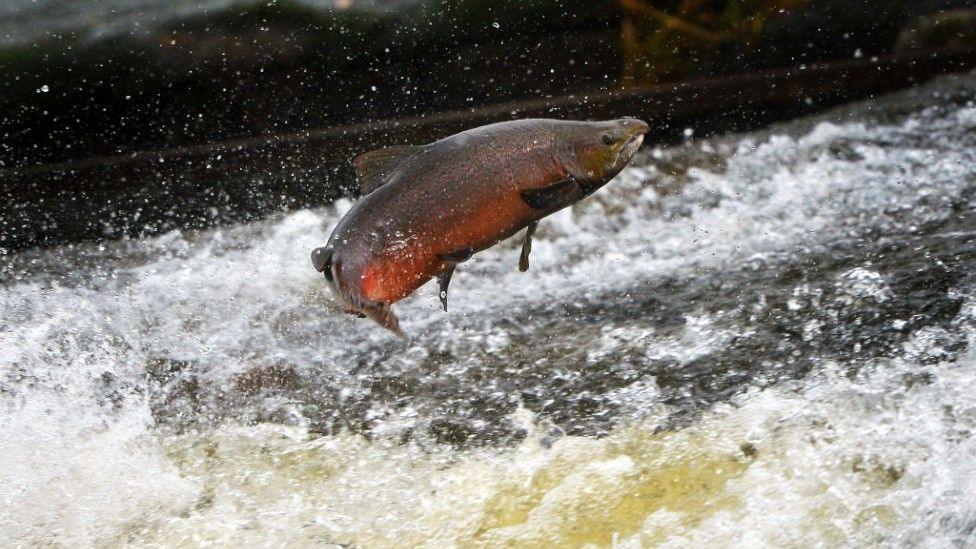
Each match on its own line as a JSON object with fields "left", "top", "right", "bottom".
{"left": 311, "top": 117, "right": 650, "bottom": 337}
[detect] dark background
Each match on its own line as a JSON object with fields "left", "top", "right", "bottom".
{"left": 3, "top": 0, "right": 973, "bottom": 168}
{"left": 2, "top": 0, "right": 976, "bottom": 251}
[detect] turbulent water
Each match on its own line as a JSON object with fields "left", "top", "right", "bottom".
{"left": 3, "top": 73, "right": 976, "bottom": 546}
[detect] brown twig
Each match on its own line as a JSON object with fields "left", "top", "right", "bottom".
{"left": 617, "top": 0, "right": 732, "bottom": 42}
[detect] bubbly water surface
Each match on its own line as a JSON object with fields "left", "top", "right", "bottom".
{"left": 3, "top": 74, "right": 976, "bottom": 546}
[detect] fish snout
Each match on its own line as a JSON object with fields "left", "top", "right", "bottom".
{"left": 618, "top": 117, "right": 650, "bottom": 138}
{"left": 608, "top": 118, "right": 648, "bottom": 172}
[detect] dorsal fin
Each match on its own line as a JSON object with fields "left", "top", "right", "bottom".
{"left": 353, "top": 145, "right": 420, "bottom": 194}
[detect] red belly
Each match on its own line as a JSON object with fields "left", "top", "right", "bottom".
{"left": 357, "top": 194, "right": 534, "bottom": 304}
{"left": 359, "top": 252, "right": 440, "bottom": 303}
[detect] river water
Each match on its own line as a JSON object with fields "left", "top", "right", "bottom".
{"left": 3, "top": 73, "right": 976, "bottom": 546}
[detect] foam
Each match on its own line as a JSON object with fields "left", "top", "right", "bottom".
{"left": 2, "top": 85, "right": 976, "bottom": 544}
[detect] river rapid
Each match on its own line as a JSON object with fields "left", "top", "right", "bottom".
{"left": 3, "top": 73, "right": 976, "bottom": 546}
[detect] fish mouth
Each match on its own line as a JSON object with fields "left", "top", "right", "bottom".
{"left": 614, "top": 131, "right": 645, "bottom": 168}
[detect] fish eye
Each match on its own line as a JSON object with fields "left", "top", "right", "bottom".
{"left": 601, "top": 134, "right": 615, "bottom": 145}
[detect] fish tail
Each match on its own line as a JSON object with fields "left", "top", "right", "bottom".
{"left": 311, "top": 246, "right": 335, "bottom": 285}
{"left": 329, "top": 259, "right": 341, "bottom": 294}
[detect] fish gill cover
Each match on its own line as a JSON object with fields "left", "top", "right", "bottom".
{"left": 2, "top": 72, "right": 976, "bottom": 545}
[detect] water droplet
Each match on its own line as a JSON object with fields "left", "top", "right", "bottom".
{"left": 37, "top": 85, "right": 49, "bottom": 93}
{"left": 492, "top": 21, "right": 500, "bottom": 29}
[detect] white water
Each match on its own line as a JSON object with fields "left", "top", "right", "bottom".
{"left": 2, "top": 77, "right": 976, "bottom": 546}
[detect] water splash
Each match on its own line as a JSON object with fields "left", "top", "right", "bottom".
{"left": 3, "top": 74, "right": 976, "bottom": 544}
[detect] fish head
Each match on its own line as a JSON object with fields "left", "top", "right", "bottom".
{"left": 563, "top": 117, "right": 649, "bottom": 188}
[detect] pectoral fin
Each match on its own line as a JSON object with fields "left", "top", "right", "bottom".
{"left": 437, "top": 247, "right": 474, "bottom": 264}
{"left": 519, "top": 221, "right": 538, "bottom": 272}
{"left": 344, "top": 308, "right": 367, "bottom": 318}
{"left": 436, "top": 266, "right": 455, "bottom": 311}
{"left": 520, "top": 177, "right": 577, "bottom": 210}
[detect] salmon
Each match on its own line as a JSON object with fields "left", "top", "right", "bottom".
{"left": 311, "top": 117, "right": 649, "bottom": 336}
